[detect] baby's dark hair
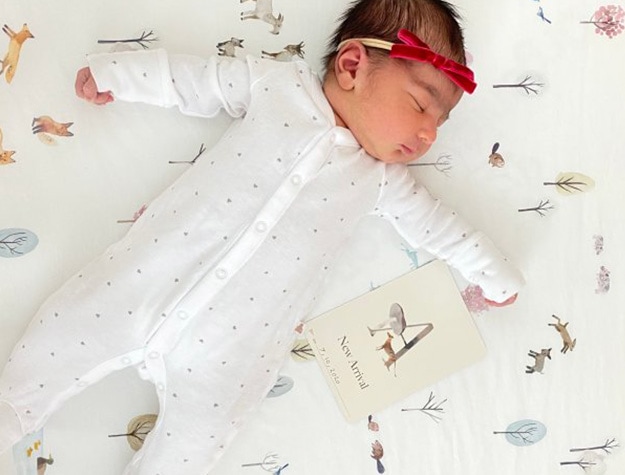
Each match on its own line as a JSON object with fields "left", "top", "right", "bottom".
{"left": 323, "top": 0, "right": 467, "bottom": 72}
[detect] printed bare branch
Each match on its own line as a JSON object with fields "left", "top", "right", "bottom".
{"left": 570, "top": 438, "right": 619, "bottom": 454}
{"left": 518, "top": 199, "right": 554, "bottom": 217}
{"left": 408, "top": 154, "right": 453, "bottom": 175}
{"left": 98, "top": 30, "right": 158, "bottom": 49}
{"left": 401, "top": 391, "right": 447, "bottom": 423}
{"left": 242, "top": 452, "right": 283, "bottom": 471}
{"left": 493, "top": 75, "right": 544, "bottom": 95}
{"left": 169, "top": 143, "right": 206, "bottom": 165}
{"left": 559, "top": 460, "right": 597, "bottom": 469}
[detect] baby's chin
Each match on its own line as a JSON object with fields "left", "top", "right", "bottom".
{"left": 370, "top": 149, "right": 424, "bottom": 165}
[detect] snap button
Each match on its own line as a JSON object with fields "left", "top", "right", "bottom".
{"left": 148, "top": 351, "right": 160, "bottom": 359}
{"left": 290, "top": 174, "right": 302, "bottom": 185}
{"left": 177, "top": 310, "right": 189, "bottom": 320}
{"left": 215, "top": 268, "right": 228, "bottom": 279}
{"left": 157, "top": 383, "right": 165, "bottom": 392}
{"left": 77, "top": 381, "right": 88, "bottom": 387}
{"left": 121, "top": 357, "right": 132, "bottom": 365}
{"left": 255, "top": 221, "right": 267, "bottom": 232}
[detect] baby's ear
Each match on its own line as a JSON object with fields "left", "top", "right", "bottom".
{"left": 334, "top": 41, "right": 368, "bottom": 91}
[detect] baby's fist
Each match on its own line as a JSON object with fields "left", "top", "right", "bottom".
{"left": 75, "top": 67, "right": 114, "bottom": 105}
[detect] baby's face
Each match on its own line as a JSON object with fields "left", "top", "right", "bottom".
{"left": 347, "top": 59, "right": 463, "bottom": 164}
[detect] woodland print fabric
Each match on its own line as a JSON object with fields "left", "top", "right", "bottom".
{"left": 0, "top": 0, "right": 623, "bottom": 474}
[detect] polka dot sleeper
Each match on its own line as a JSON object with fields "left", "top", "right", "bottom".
{"left": 0, "top": 52, "right": 523, "bottom": 474}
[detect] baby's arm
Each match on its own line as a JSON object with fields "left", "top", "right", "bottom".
{"left": 76, "top": 50, "right": 251, "bottom": 118}
{"left": 375, "top": 165, "right": 524, "bottom": 304}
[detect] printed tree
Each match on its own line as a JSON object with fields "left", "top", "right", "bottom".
{"left": 0, "top": 228, "right": 39, "bottom": 258}
{"left": 581, "top": 5, "right": 625, "bottom": 38}
{"left": 493, "top": 420, "right": 547, "bottom": 446}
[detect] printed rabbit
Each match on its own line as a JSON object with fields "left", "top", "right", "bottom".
{"left": 549, "top": 315, "right": 576, "bottom": 353}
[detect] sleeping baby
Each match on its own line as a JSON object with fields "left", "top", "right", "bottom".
{"left": 0, "top": 0, "right": 523, "bottom": 473}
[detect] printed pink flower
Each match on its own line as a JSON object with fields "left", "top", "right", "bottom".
{"left": 582, "top": 5, "right": 625, "bottom": 38}
{"left": 461, "top": 284, "right": 490, "bottom": 314}
{"left": 595, "top": 266, "right": 611, "bottom": 294}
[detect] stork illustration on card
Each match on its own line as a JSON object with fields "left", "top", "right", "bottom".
{"left": 306, "top": 259, "right": 486, "bottom": 422}
{"left": 369, "top": 303, "right": 434, "bottom": 376}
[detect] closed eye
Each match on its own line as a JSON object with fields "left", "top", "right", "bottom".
{"left": 411, "top": 96, "right": 425, "bottom": 112}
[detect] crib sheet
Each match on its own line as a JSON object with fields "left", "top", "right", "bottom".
{"left": 1, "top": 1, "right": 624, "bottom": 474}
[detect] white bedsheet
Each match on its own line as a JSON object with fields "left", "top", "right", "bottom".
{"left": 1, "top": 1, "right": 623, "bottom": 474}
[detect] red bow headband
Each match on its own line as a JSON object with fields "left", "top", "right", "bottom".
{"left": 337, "top": 29, "right": 477, "bottom": 94}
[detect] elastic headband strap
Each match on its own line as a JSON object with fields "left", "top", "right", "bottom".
{"left": 337, "top": 29, "right": 477, "bottom": 94}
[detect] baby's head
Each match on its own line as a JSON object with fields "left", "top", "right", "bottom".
{"left": 322, "top": 0, "right": 474, "bottom": 164}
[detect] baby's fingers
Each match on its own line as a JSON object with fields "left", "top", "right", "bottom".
{"left": 484, "top": 293, "right": 518, "bottom": 307}
{"left": 75, "top": 67, "right": 114, "bottom": 105}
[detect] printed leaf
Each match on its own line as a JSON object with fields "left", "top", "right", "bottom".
{"left": 267, "top": 375, "right": 294, "bottom": 398}
{"left": 290, "top": 339, "right": 315, "bottom": 361}
{"left": 544, "top": 172, "right": 595, "bottom": 195}
{"left": 0, "top": 228, "right": 39, "bottom": 258}
{"left": 126, "top": 414, "right": 157, "bottom": 451}
{"left": 108, "top": 414, "right": 157, "bottom": 451}
{"left": 36, "top": 133, "right": 57, "bottom": 146}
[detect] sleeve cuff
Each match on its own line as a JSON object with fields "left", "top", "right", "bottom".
{"left": 87, "top": 49, "right": 177, "bottom": 107}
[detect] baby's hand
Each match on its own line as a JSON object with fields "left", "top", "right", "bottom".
{"left": 75, "top": 67, "right": 114, "bottom": 105}
{"left": 484, "top": 293, "right": 518, "bottom": 307}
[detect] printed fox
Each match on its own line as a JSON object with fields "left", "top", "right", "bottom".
{"left": 1, "top": 23, "right": 34, "bottom": 83}
{"left": 0, "top": 128, "right": 16, "bottom": 165}
{"left": 32, "top": 116, "right": 74, "bottom": 137}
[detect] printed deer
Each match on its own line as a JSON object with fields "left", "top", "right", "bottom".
{"left": 525, "top": 348, "right": 552, "bottom": 374}
{"left": 32, "top": 116, "right": 74, "bottom": 137}
{"left": 240, "top": 0, "right": 284, "bottom": 35}
{"left": 262, "top": 42, "right": 305, "bottom": 61}
{"left": 549, "top": 315, "right": 576, "bottom": 353}
{"left": 0, "top": 128, "right": 16, "bottom": 165}
{"left": 216, "top": 37, "right": 244, "bottom": 57}
{"left": 1, "top": 24, "right": 34, "bottom": 83}
{"left": 376, "top": 332, "right": 397, "bottom": 376}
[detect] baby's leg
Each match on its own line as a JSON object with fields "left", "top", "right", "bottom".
{"left": 0, "top": 240, "right": 168, "bottom": 454}
{"left": 122, "top": 312, "right": 290, "bottom": 475}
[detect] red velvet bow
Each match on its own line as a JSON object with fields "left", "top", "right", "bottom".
{"left": 389, "top": 29, "right": 477, "bottom": 94}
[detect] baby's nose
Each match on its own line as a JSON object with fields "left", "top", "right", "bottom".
{"left": 418, "top": 126, "right": 437, "bottom": 146}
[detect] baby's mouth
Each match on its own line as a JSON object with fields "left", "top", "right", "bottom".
{"left": 400, "top": 144, "right": 416, "bottom": 156}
